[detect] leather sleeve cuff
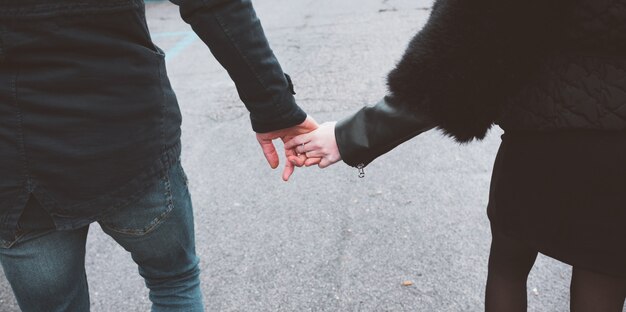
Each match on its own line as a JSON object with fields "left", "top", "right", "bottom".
{"left": 335, "top": 96, "right": 436, "bottom": 168}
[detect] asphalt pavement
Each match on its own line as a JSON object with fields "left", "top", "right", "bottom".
{"left": 1, "top": 0, "right": 618, "bottom": 311}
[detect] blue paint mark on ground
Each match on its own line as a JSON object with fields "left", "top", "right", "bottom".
{"left": 152, "top": 31, "right": 199, "bottom": 61}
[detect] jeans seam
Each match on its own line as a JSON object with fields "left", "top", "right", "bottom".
{"left": 176, "top": 160, "right": 189, "bottom": 187}
{"left": 0, "top": 26, "right": 4, "bottom": 63}
{"left": 11, "top": 68, "right": 33, "bottom": 192}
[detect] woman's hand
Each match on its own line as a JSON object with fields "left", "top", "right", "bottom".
{"left": 284, "top": 121, "right": 341, "bottom": 168}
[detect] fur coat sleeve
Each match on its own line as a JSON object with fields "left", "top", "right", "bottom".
{"left": 387, "top": 0, "right": 565, "bottom": 142}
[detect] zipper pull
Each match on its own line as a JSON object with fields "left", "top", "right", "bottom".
{"left": 357, "top": 163, "right": 365, "bottom": 178}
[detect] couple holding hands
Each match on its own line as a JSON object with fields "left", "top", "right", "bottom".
{"left": 0, "top": 0, "right": 624, "bottom": 311}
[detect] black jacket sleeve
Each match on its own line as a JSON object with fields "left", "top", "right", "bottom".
{"left": 169, "top": 0, "right": 306, "bottom": 133}
{"left": 336, "top": 0, "right": 565, "bottom": 167}
{"left": 335, "top": 96, "right": 435, "bottom": 168}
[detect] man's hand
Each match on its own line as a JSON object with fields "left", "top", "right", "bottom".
{"left": 256, "top": 116, "right": 321, "bottom": 181}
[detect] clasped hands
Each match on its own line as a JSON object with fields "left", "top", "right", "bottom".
{"left": 256, "top": 117, "right": 341, "bottom": 181}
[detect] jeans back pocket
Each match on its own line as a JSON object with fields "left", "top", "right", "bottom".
{"left": 99, "top": 171, "right": 175, "bottom": 236}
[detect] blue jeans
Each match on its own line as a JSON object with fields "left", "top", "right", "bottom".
{"left": 0, "top": 162, "right": 204, "bottom": 312}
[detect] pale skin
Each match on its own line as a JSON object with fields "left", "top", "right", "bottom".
{"left": 284, "top": 121, "right": 341, "bottom": 169}
{"left": 256, "top": 116, "right": 325, "bottom": 181}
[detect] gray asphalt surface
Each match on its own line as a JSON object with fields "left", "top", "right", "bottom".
{"left": 2, "top": 1, "right": 622, "bottom": 311}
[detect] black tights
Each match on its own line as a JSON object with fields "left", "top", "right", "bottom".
{"left": 485, "top": 230, "right": 626, "bottom": 312}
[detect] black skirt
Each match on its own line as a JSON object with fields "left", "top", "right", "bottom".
{"left": 487, "top": 130, "right": 626, "bottom": 278}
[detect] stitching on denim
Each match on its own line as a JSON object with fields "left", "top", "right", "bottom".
{"left": 158, "top": 55, "right": 167, "bottom": 155}
{"left": 133, "top": 3, "right": 167, "bottom": 156}
{"left": 0, "top": 27, "right": 4, "bottom": 63}
{"left": 0, "top": 231, "right": 25, "bottom": 249}
{"left": 0, "top": 27, "right": 7, "bottom": 229}
{"left": 53, "top": 141, "right": 180, "bottom": 226}
{"left": 0, "top": 190, "right": 31, "bottom": 235}
{"left": 11, "top": 66, "right": 33, "bottom": 192}
{"left": 214, "top": 8, "right": 294, "bottom": 122}
{"left": 149, "top": 3, "right": 167, "bottom": 157}
{"left": 178, "top": 163, "right": 189, "bottom": 187}
{"left": 213, "top": 12, "right": 268, "bottom": 90}
{"left": 100, "top": 171, "right": 175, "bottom": 236}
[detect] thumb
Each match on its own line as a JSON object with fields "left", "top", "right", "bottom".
{"left": 318, "top": 157, "right": 335, "bottom": 169}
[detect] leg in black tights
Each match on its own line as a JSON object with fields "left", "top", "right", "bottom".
{"left": 485, "top": 230, "right": 539, "bottom": 312}
{"left": 570, "top": 267, "right": 626, "bottom": 312}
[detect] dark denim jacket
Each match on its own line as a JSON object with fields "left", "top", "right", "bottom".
{"left": 0, "top": 0, "right": 306, "bottom": 244}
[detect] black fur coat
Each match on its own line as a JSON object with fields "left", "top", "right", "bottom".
{"left": 386, "top": 0, "right": 568, "bottom": 142}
